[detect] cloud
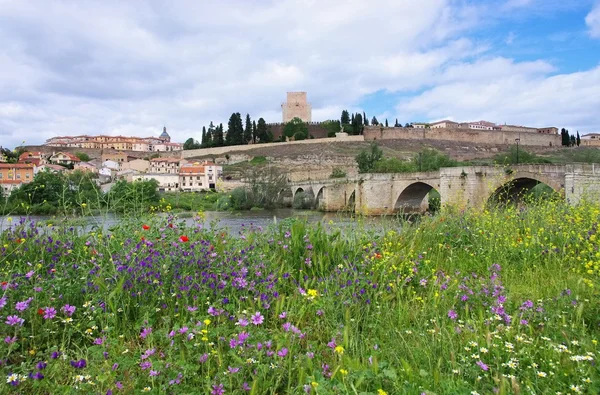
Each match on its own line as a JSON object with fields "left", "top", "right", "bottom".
{"left": 0, "top": 0, "right": 598, "bottom": 150}
{"left": 397, "top": 62, "right": 600, "bottom": 133}
{"left": 587, "top": 3, "right": 600, "bottom": 38}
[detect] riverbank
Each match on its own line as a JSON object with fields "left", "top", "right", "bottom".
{"left": 0, "top": 200, "right": 598, "bottom": 393}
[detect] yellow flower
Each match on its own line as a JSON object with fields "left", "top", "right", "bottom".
{"left": 378, "top": 390, "right": 388, "bottom": 395}
{"left": 334, "top": 345, "right": 344, "bottom": 354}
{"left": 204, "top": 319, "right": 211, "bottom": 326}
{"left": 340, "top": 369, "right": 348, "bottom": 375}
{"left": 311, "top": 382, "right": 319, "bottom": 388}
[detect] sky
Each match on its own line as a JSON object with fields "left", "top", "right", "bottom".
{"left": 1, "top": 0, "right": 600, "bottom": 149}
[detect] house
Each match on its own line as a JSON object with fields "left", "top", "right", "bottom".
{"left": 149, "top": 157, "right": 185, "bottom": 174}
{"left": 18, "top": 151, "right": 47, "bottom": 166}
{"left": 581, "top": 133, "right": 600, "bottom": 146}
{"left": 179, "top": 161, "right": 223, "bottom": 191}
{"left": 102, "top": 160, "right": 120, "bottom": 171}
{"left": 131, "top": 174, "right": 179, "bottom": 192}
{"left": 411, "top": 123, "right": 429, "bottom": 129}
{"left": 101, "top": 152, "right": 129, "bottom": 163}
{"left": 74, "top": 162, "right": 99, "bottom": 173}
{"left": 49, "top": 152, "right": 81, "bottom": 166}
{"left": 537, "top": 127, "right": 558, "bottom": 134}
{"left": 458, "top": 121, "right": 499, "bottom": 130}
{"left": 35, "top": 164, "right": 67, "bottom": 174}
{"left": 0, "top": 163, "right": 35, "bottom": 195}
{"left": 430, "top": 120, "right": 459, "bottom": 129}
{"left": 121, "top": 159, "right": 149, "bottom": 173}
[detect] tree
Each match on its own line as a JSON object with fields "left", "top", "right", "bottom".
{"left": 322, "top": 120, "right": 341, "bottom": 137}
{"left": 244, "top": 114, "right": 252, "bottom": 144}
{"left": 214, "top": 123, "right": 225, "bottom": 146}
{"left": 561, "top": 128, "right": 570, "bottom": 146}
{"left": 395, "top": 118, "right": 400, "bottom": 127}
{"left": 283, "top": 117, "right": 309, "bottom": 141}
{"left": 570, "top": 134, "right": 576, "bottom": 147}
{"left": 351, "top": 113, "right": 355, "bottom": 125}
{"left": 371, "top": 116, "right": 379, "bottom": 126}
{"left": 576, "top": 131, "right": 581, "bottom": 147}
{"left": 405, "top": 123, "right": 411, "bottom": 128}
{"left": 75, "top": 152, "right": 90, "bottom": 162}
{"left": 363, "top": 112, "right": 369, "bottom": 126}
{"left": 352, "top": 113, "right": 364, "bottom": 135}
{"left": 385, "top": 119, "right": 389, "bottom": 128}
{"left": 355, "top": 142, "right": 383, "bottom": 173}
{"left": 341, "top": 110, "right": 350, "bottom": 125}
{"left": 201, "top": 126, "right": 207, "bottom": 146}
{"left": 226, "top": 113, "right": 244, "bottom": 146}
{"left": 256, "top": 118, "right": 269, "bottom": 143}
{"left": 203, "top": 122, "right": 215, "bottom": 147}
{"left": 183, "top": 138, "right": 196, "bottom": 150}
{"left": 252, "top": 120, "right": 257, "bottom": 144}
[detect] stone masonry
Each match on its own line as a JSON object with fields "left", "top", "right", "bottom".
{"left": 281, "top": 92, "right": 312, "bottom": 122}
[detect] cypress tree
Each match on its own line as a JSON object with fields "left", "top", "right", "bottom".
{"left": 576, "top": 131, "right": 581, "bottom": 147}
{"left": 385, "top": 119, "right": 389, "bottom": 128}
{"left": 371, "top": 116, "right": 379, "bottom": 126}
{"left": 252, "top": 120, "right": 257, "bottom": 144}
{"left": 244, "top": 114, "right": 252, "bottom": 144}
{"left": 341, "top": 110, "right": 350, "bottom": 125}
{"left": 256, "top": 118, "right": 268, "bottom": 143}
{"left": 363, "top": 112, "right": 369, "bottom": 126}
{"left": 201, "top": 126, "right": 207, "bottom": 146}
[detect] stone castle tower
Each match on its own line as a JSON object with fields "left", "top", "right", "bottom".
{"left": 281, "top": 92, "right": 312, "bottom": 123}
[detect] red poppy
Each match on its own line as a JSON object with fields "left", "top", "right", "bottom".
{"left": 168, "top": 223, "right": 174, "bottom": 228}
{"left": 37, "top": 308, "right": 44, "bottom": 316}
{"left": 1, "top": 281, "right": 7, "bottom": 287}
{"left": 179, "top": 235, "right": 189, "bottom": 243}
{"left": 142, "top": 224, "right": 150, "bottom": 230}
{"left": 141, "top": 237, "right": 145, "bottom": 241}
{"left": 15, "top": 238, "right": 22, "bottom": 244}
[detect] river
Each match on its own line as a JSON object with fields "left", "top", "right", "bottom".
{"left": 0, "top": 209, "right": 406, "bottom": 235}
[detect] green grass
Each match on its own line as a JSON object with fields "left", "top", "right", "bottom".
{"left": 0, "top": 200, "right": 598, "bottom": 393}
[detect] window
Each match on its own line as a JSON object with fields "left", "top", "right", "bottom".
{"left": 17, "top": 174, "right": 21, "bottom": 179}
{"left": 0, "top": 173, "right": 3, "bottom": 179}
{"left": 26, "top": 174, "right": 30, "bottom": 179}
{"left": 196, "top": 176, "right": 200, "bottom": 180}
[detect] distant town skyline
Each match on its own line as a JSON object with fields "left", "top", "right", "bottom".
{"left": 1, "top": 0, "right": 600, "bottom": 149}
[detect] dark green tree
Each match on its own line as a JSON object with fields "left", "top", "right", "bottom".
{"left": 371, "top": 116, "right": 379, "bottom": 126}
{"left": 570, "top": 135, "right": 576, "bottom": 147}
{"left": 252, "top": 120, "right": 257, "bottom": 144}
{"left": 214, "top": 123, "right": 225, "bottom": 146}
{"left": 226, "top": 113, "right": 244, "bottom": 146}
{"left": 283, "top": 117, "right": 309, "bottom": 141}
{"left": 363, "top": 112, "right": 369, "bottom": 126}
{"left": 244, "top": 114, "right": 252, "bottom": 144}
{"left": 75, "top": 152, "right": 90, "bottom": 162}
{"left": 183, "top": 138, "right": 196, "bottom": 150}
{"left": 351, "top": 113, "right": 355, "bottom": 125}
{"left": 341, "top": 110, "right": 350, "bottom": 125}
{"left": 201, "top": 126, "right": 207, "bottom": 146}
{"left": 405, "top": 123, "right": 411, "bottom": 128}
{"left": 576, "top": 131, "right": 581, "bottom": 147}
{"left": 352, "top": 113, "right": 364, "bottom": 135}
{"left": 395, "top": 118, "right": 400, "bottom": 127}
{"left": 355, "top": 142, "right": 383, "bottom": 173}
{"left": 322, "top": 120, "right": 341, "bottom": 137}
{"left": 561, "top": 128, "right": 569, "bottom": 146}
{"left": 256, "top": 118, "right": 268, "bottom": 143}
{"left": 385, "top": 119, "right": 389, "bottom": 128}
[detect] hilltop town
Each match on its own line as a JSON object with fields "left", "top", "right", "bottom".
{"left": 2, "top": 92, "right": 599, "bottom": 196}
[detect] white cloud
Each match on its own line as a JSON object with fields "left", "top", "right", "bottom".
{"left": 586, "top": 3, "right": 600, "bottom": 38}
{"left": 0, "top": 0, "right": 598, "bottom": 149}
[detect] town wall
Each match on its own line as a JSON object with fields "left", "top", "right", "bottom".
{"left": 363, "top": 127, "right": 561, "bottom": 147}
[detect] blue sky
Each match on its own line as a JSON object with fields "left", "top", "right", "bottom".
{"left": 1, "top": 0, "right": 600, "bottom": 149}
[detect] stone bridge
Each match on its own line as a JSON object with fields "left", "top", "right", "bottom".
{"left": 288, "top": 164, "right": 600, "bottom": 215}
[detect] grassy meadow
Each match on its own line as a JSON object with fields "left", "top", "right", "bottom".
{"left": 0, "top": 199, "right": 598, "bottom": 394}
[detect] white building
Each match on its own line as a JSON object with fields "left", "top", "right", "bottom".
{"left": 179, "top": 161, "right": 223, "bottom": 191}
{"left": 430, "top": 120, "right": 459, "bottom": 129}
{"left": 132, "top": 174, "right": 179, "bottom": 192}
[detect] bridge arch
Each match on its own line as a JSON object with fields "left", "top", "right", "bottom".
{"left": 314, "top": 186, "right": 325, "bottom": 210}
{"left": 394, "top": 181, "right": 440, "bottom": 213}
{"left": 487, "top": 172, "right": 563, "bottom": 206}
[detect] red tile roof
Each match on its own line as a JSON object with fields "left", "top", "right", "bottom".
{"left": 0, "top": 163, "right": 35, "bottom": 169}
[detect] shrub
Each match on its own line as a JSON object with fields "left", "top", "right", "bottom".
{"left": 330, "top": 168, "right": 347, "bottom": 178}
{"left": 292, "top": 191, "right": 313, "bottom": 209}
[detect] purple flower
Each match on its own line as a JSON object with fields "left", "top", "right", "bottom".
{"left": 277, "top": 348, "right": 288, "bottom": 357}
{"left": 211, "top": 383, "right": 225, "bottom": 395}
{"left": 187, "top": 306, "right": 198, "bottom": 312}
{"left": 251, "top": 312, "right": 264, "bottom": 325}
{"left": 112, "top": 363, "right": 119, "bottom": 371}
{"left": 278, "top": 311, "right": 287, "bottom": 319}
{"left": 476, "top": 360, "right": 489, "bottom": 371}
{"left": 520, "top": 319, "right": 528, "bottom": 325}
{"left": 306, "top": 352, "right": 314, "bottom": 359}
{"left": 242, "top": 382, "right": 251, "bottom": 391}
{"left": 0, "top": 296, "right": 7, "bottom": 309}
{"left": 237, "top": 318, "right": 249, "bottom": 327}
{"left": 448, "top": 310, "right": 458, "bottom": 320}
{"left": 70, "top": 359, "right": 87, "bottom": 369}
{"left": 43, "top": 307, "right": 57, "bottom": 320}
{"left": 316, "top": 309, "right": 324, "bottom": 316}
{"left": 4, "top": 336, "right": 17, "bottom": 344}
{"left": 199, "top": 353, "right": 209, "bottom": 363}
{"left": 36, "top": 361, "right": 47, "bottom": 370}
{"left": 62, "top": 304, "right": 76, "bottom": 317}
{"left": 5, "top": 315, "right": 24, "bottom": 326}
{"left": 51, "top": 351, "right": 61, "bottom": 359}
{"left": 140, "top": 361, "right": 152, "bottom": 370}
{"left": 140, "top": 327, "right": 152, "bottom": 339}
{"left": 149, "top": 370, "right": 160, "bottom": 377}
{"left": 228, "top": 366, "right": 240, "bottom": 373}
{"left": 282, "top": 322, "right": 292, "bottom": 332}
{"left": 93, "top": 337, "right": 104, "bottom": 345}
{"left": 178, "top": 327, "right": 188, "bottom": 334}
{"left": 15, "top": 298, "right": 32, "bottom": 312}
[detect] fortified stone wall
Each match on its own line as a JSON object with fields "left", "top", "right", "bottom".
{"left": 267, "top": 123, "right": 329, "bottom": 141}
{"left": 564, "top": 164, "right": 600, "bottom": 205}
{"left": 19, "top": 146, "right": 177, "bottom": 160}
{"left": 363, "top": 127, "right": 561, "bottom": 147}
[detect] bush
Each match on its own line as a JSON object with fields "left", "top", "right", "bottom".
{"left": 329, "top": 168, "right": 347, "bottom": 178}
{"left": 292, "top": 191, "right": 313, "bottom": 209}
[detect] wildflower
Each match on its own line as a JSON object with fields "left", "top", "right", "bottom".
{"left": 228, "top": 366, "right": 240, "bottom": 374}
{"left": 242, "top": 382, "right": 251, "bottom": 391}
{"left": 277, "top": 348, "right": 288, "bottom": 357}
{"left": 251, "top": 312, "right": 264, "bottom": 325}
{"left": 140, "top": 327, "right": 152, "bottom": 339}
{"left": 70, "top": 359, "right": 87, "bottom": 369}
{"left": 15, "top": 298, "right": 33, "bottom": 312}
{"left": 476, "top": 360, "right": 489, "bottom": 371}
{"left": 179, "top": 235, "right": 189, "bottom": 243}
{"left": 4, "top": 336, "right": 17, "bottom": 344}
{"left": 279, "top": 311, "right": 287, "bottom": 319}
{"left": 43, "top": 307, "right": 57, "bottom": 320}
{"left": 211, "top": 383, "right": 225, "bottom": 395}
{"left": 448, "top": 309, "right": 458, "bottom": 320}
{"left": 149, "top": 370, "right": 160, "bottom": 377}
{"left": 335, "top": 345, "right": 345, "bottom": 354}
{"left": 7, "top": 373, "right": 18, "bottom": 384}
{"left": 537, "top": 371, "right": 547, "bottom": 378}
{"left": 238, "top": 318, "right": 249, "bottom": 327}
{"left": 142, "top": 387, "right": 151, "bottom": 392}
{"left": 378, "top": 390, "right": 388, "bottom": 395}
{"left": 5, "top": 315, "right": 24, "bottom": 326}
{"left": 142, "top": 224, "right": 150, "bottom": 230}
{"left": 62, "top": 304, "right": 76, "bottom": 317}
